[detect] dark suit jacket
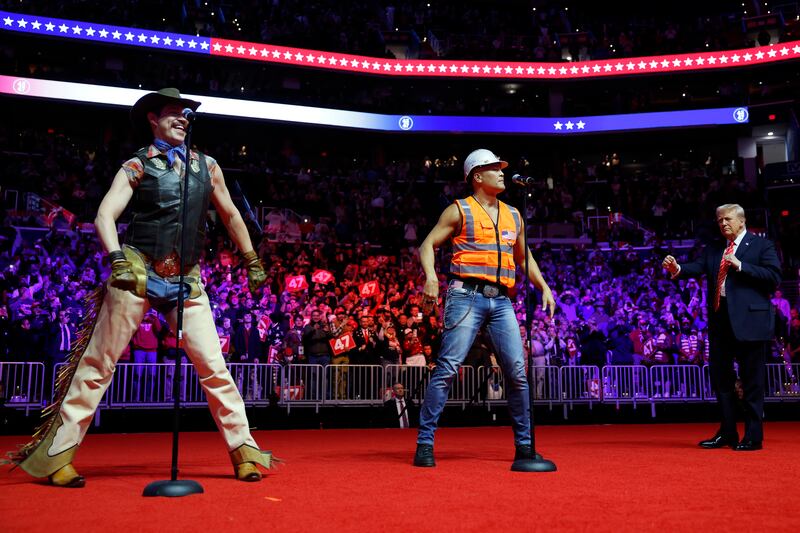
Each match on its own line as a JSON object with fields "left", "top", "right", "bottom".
{"left": 384, "top": 396, "right": 418, "bottom": 428}
{"left": 677, "top": 232, "right": 781, "bottom": 342}
{"left": 232, "top": 325, "right": 265, "bottom": 361}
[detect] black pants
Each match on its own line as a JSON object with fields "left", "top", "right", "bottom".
{"left": 709, "top": 302, "right": 767, "bottom": 442}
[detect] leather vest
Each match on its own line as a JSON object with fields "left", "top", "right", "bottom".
{"left": 123, "top": 146, "right": 212, "bottom": 266}
{"left": 450, "top": 196, "right": 521, "bottom": 288}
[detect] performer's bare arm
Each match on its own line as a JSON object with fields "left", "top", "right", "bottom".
{"left": 420, "top": 203, "right": 460, "bottom": 303}
{"left": 94, "top": 167, "right": 135, "bottom": 253}
{"left": 210, "top": 164, "right": 256, "bottom": 253}
{"left": 513, "top": 220, "right": 556, "bottom": 317}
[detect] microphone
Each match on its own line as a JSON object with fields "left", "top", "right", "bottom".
{"left": 511, "top": 174, "right": 535, "bottom": 186}
{"left": 181, "top": 108, "right": 196, "bottom": 122}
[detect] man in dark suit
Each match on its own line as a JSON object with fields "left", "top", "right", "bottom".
{"left": 663, "top": 204, "right": 781, "bottom": 451}
{"left": 384, "top": 383, "right": 417, "bottom": 428}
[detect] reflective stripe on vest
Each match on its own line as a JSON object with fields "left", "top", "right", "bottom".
{"left": 450, "top": 197, "right": 520, "bottom": 288}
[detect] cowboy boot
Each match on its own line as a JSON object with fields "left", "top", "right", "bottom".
{"left": 16, "top": 414, "right": 84, "bottom": 487}
{"left": 229, "top": 444, "right": 274, "bottom": 482}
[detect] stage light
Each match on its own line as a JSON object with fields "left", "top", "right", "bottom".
{"left": 781, "top": 210, "right": 790, "bottom": 217}
{"left": 768, "top": 114, "right": 776, "bottom": 120}
{"left": 768, "top": 131, "right": 774, "bottom": 136}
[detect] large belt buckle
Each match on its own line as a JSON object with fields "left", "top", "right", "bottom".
{"left": 482, "top": 285, "right": 500, "bottom": 298}
{"left": 153, "top": 252, "right": 181, "bottom": 277}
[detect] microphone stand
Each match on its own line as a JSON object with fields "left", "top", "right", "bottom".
{"left": 511, "top": 184, "right": 557, "bottom": 473}
{"left": 144, "top": 118, "right": 204, "bottom": 497}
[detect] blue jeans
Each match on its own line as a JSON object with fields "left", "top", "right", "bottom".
{"left": 417, "top": 283, "right": 531, "bottom": 445}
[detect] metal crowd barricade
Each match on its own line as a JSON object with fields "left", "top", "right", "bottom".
{"left": 559, "top": 365, "right": 601, "bottom": 403}
{"left": 648, "top": 364, "right": 703, "bottom": 401}
{"left": 228, "top": 363, "right": 283, "bottom": 405}
{"left": 449, "top": 365, "right": 476, "bottom": 405}
{"left": 325, "top": 364, "right": 386, "bottom": 405}
{"left": 282, "top": 364, "right": 322, "bottom": 408}
{"left": 701, "top": 365, "right": 714, "bottom": 400}
{"left": 476, "top": 365, "right": 506, "bottom": 404}
{"left": 0, "top": 361, "right": 45, "bottom": 413}
{"left": 108, "top": 363, "right": 203, "bottom": 407}
{"left": 387, "top": 364, "right": 431, "bottom": 404}
{"left": 765, "top": 363, "right": 800, "bottom": 400}
{"left": 601, "top": 365, "right": 649, "bottom": 402}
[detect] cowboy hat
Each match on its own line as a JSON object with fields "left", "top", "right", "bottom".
{"left": 130, "top": 88, "right": 201, "bottom": 141}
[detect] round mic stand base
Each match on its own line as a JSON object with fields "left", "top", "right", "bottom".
{"left": 510, "top": 457, "right": 558, "bottom": 472}
{"left": 143, "top": 479, "right": 204, "bottom": 497}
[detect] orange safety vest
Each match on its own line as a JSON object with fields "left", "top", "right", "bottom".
{"left": 450, "top": 196, "right": 521, "bottom": 288}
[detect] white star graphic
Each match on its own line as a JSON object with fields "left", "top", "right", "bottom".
{"left": 271, "top": 50, "right": 281, "bottom": 58}
{"left": 150, "top": 35, "right": 160, "bottom": 44}
{"left": 2, "top": 17, "right": 12, "bottom": 26}
{"left": 647, "top": 60, "right": 656, "bottom": 68}
{"left": 576, "top": 121, "right": 586, "bottom": 130}
{"left": 554, "top": 121, "right": 563, "bottom": 130}
{"left": 72, "top": 25, "right": 82, "bottom": 35}
{"left": 293, "top": 52, "right": 302, "bottom": 60}
{"left": 592, "top": 65, "right": 601, "bottom": 72}
{"left": 719, "top": 55, "right": 728, "bottom": 63}
{"left": 684, "top": 57, "right": 693, "bottom": 66}
{"left": 504, "top": 66, "right": 513, "bottom": 74}
{"left": 571, "top": 66, "right": 579, "bottom": 74}
{"left": 164, "top": 36, "right": 175, "bottom": 46}
{"left": 516, "top": 66, "right": 523, "bottom": 74}
{"left": 439, "top": 64, "right": 447, "bottom": 72}
{"left": 780, "top": 47, "right": 789, "bottom": 56}
{"left": 451, "top": 65, "right": 459, "bottom": 73}
{"left": 604, "top": 64, "right": 613, "bottom": 71}
{"left": 225, "top": 44, "right": 233, "bottom": 53}
{"left": 261, "top": 49, "right": 269, "bottom": 57}
{"left": 212, "top": 42, "right": 220, "bottom": 51}
{"left": 672, "top": 58, "right": 681, "bottom": 67}
{"left": 417, "top": 64, "right": 426, "bottom": 72}
{"left": 240, "top": 46, "right": 248, "bottom": 55}
{"left": 793, "top": 45, "right": 800, "bottom": 54}
{"left": 249, "top": 47, "right": 258, "bottom": 56}
{"left": 696, "top": 56, "right": 705, "bottom": 65}
{"left": 626, "top": 62, "right": 635, "bottom": 70}
{"left": 394, "top": 64, "right": 403, "bottom": 71}
{"left": 707, "top": 56, "right": 717, "bottom": 64}
{"left": 472, "top": 65, "right": 479, "bottom": 73}
{"left": 755, "top": 50, "right": 765, "bottom": 60}
{"left": 767, "top": 48, "right": 777, "bottom": 58}
{"left": 559, "top": 66, "right": 567, "bottom": 75}
{"left": 482, "top": 66, "right": 491, "bottom": 73}
{"left": 86, "top": 27, "right": 95, "bottom": 37}
{"left": 743, "top": 53, "right": 752, "bottom": 61}
{"left": 373, "top": 62, "right": 381, "bottom": 70}
{"left": 306, "top": 54, "right": 315, "bottom": 62}
{"left": 614, "top": 63, "right": 623, "bottom": 71}
{"left": 188, "top": 40, "right": 198, "bottom": 49}
{"left": 31, "top": 20, "right": 41, "bottom": 30}
{"left": 731, "top": 54, "right": 740, "bottom": 62}
{"left": 565, "top": 121, "right": 574, "bottom": 130}
{"left": 661, "top": 59, "right": 670, "bottom": 68}
{"left": 99, "top": 28, "right": 108, "bottom": 38}
{"left": 426, "top": 64, "right": 435, "bottom": 72}
{"left": 124, "top": 31, "right": 133, "bottom": 40}
{"left": 538, "top": 67, "right": 546, "bottom": 75}
{"left": 45, "top": 22, "right": 55, "bottom": 31}
{"left": 461, "top": 65, "right": 469, "bottom": 73}
{"left": 177, "top": 38, "right": 187, "bottom": 47}
{"left": 137, "top": 33, "right": 147, "bottom": 42}
{"left": 59, "top": 24, "right": 68, "bottom": 33}
{"left": 283, "top": 51, "right": 292, "bottom": 59}
{"left": 200, "top": 41, "right": 209, "bottom": 50}
{"left": 548, "top": 67, "right": 557, "bottom": 75}
{"left": 526, "top": 66, "right": 534, "bottom": 75}
{"left": 361, "top": 60, "right": 370, "bottom": 68}
{"left": 405, "top": 64, "right": 414, "bottom": 72}
{"left": 18, "top": 18, "right": 28, "bottom": 28}
{"left": 493, "top": 66, "right": 502, "bottom": 74}
{"left": 581, "top": 65, "right": 589, "bottom": 73}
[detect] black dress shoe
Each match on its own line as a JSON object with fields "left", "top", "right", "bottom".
{"left": 698, "top": 433, "right": 739, "bottom": 449}
{"left": 413, "top": 443, "right": 435, "bottom": 467}
{"left": 734, "top": 440, "right": 762, "bottom": 451}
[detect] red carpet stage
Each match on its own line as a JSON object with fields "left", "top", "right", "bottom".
{"left": 2, "top": 423, "right": 799, "bottom": 532}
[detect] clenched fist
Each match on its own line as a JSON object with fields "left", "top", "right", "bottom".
{"left": 242, "top": 250, "right": 267, "bottom": 293}
{"left": 108, "top": 250, "right": 137, "bottom": 291}
{"left": 662, "top": 255, "right": 679, "bottom": 277}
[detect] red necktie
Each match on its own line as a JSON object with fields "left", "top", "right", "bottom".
{"left": 714, "top": 241, "right": 735, "bottom": 312}
{"left": 400, "top": 399, "right": 409, "bottom": 428}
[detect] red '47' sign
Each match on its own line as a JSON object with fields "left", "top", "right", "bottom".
{"left": 329, "top": 333, "right": 355, "bottom": 355}
{"left": 285, "top": 275, "right": 308, "bottom": 292}
{"left": 311, "top": 270, "right": 334, "bottom": 284}
{"left": 359, "top": 280, "right": 379, "bottom": 298}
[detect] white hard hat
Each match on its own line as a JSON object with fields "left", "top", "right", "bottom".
{"left": 463, "top": 149, "right": 508, "bottom": 181}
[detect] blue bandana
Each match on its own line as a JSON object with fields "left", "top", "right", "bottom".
{"left": 153, "top": 138, "right": 187, "bottom": 167}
